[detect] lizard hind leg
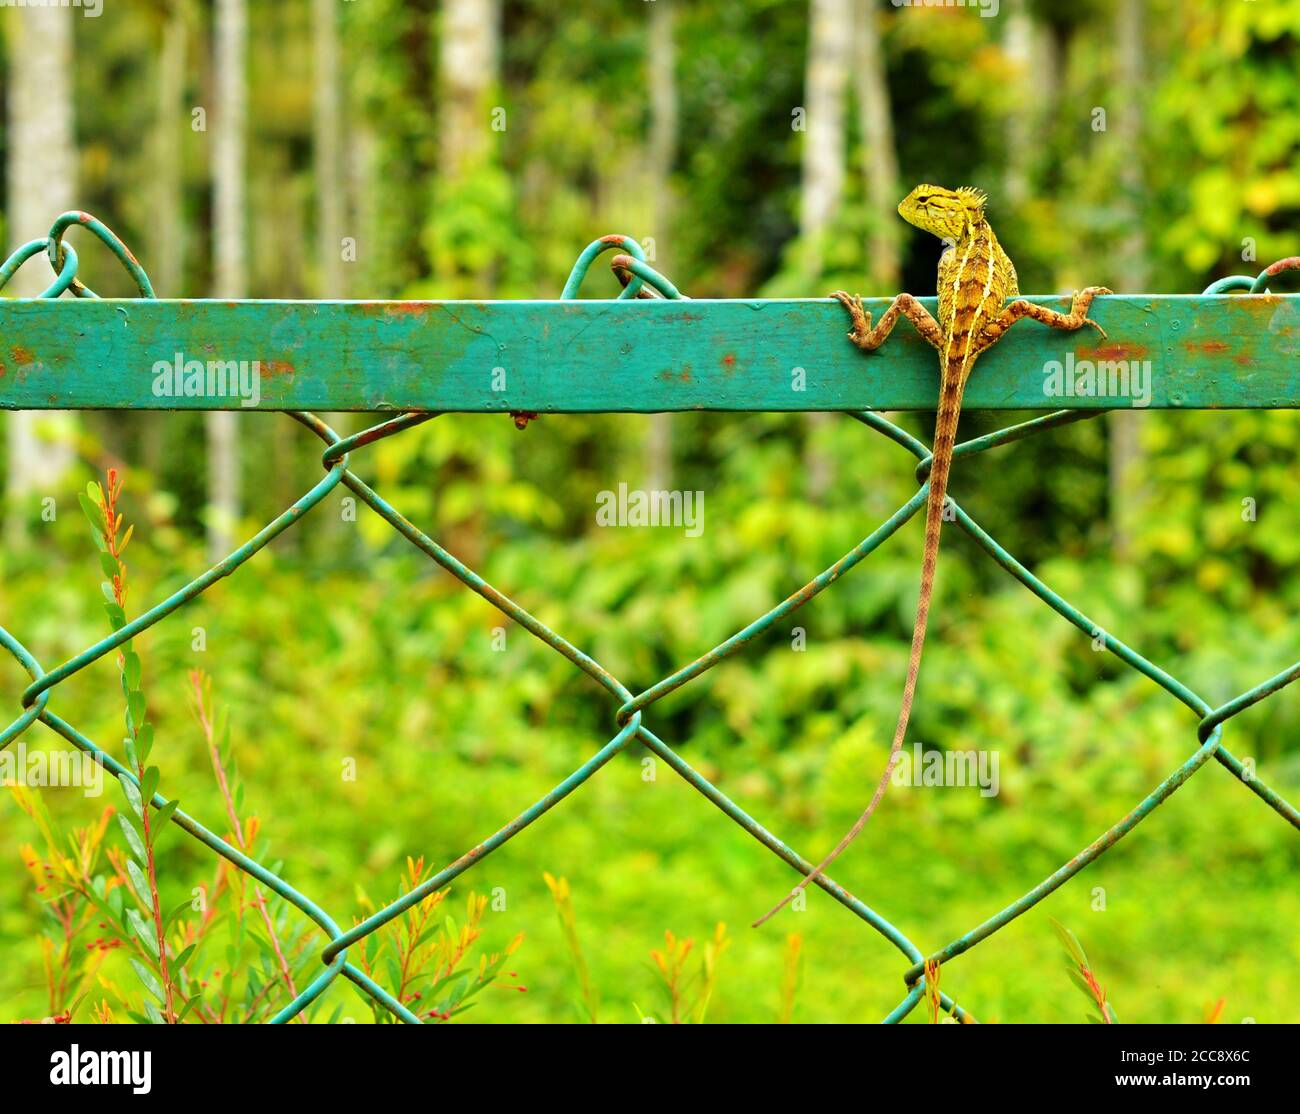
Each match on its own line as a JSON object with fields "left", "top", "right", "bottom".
{"left": 978, "top": 285, "right": 1113, "bottom": 350}
{"left": 832, "top": 291, "right": 945, "bottom": 352}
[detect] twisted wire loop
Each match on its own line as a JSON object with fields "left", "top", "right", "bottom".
{"left": 0, "top": 220, "right": 1297, "bottom": 1025}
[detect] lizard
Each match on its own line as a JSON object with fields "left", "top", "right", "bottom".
{"left": 754, "top": 184, "right": 1111, "bottom": 928}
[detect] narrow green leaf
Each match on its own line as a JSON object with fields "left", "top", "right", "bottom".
{"left": 117, "top": 812, "right": 147, "bottom": 863}
{"left": 127, "top": 908, "right": 159, "bottom": 958}
{"left": 153, "top": 798, "right": 180, "bottom": 830}
{"left": 248, "top": 930, "right": 276, "bottom": 960}
{"left": 99, "top": 551, "right": 120, "bottom": 579}
{"left": 174, "top": 943, "right": 197, "bottom": 970}
{"left": 1049, "top": 917, "right": 1088, "bottom": 968}
{"left": 127, "top": 691, "right": 147, "bottom": 733}
{"left": 164, "top": 899, "right": 192, "bottom": 935}
{"left": 140, "top": 765, "right": 160, "bottom": 804}
{"left": 1068, "top": 969, "right": 1095, "bottom": 1001}
{"left": 176, "top": 995, "right": 201, "bottom": 1023}
{"left": 104, "top": 601, "right": 127, "bottom": 631}
{"left": 126, "top": 860, "right": 152, "bottom": 910}
{"left": 137, "top": 722, "right": 154, "bottom": 763}
{"left": 78, "top": 492, "right": 106, "bottom": 534}
{"left": 82, "top": 880, "right": 120, "bottom": 925}
{"left": 120, "top": 774, "right": 143, "bottom": 817}
{"left": 384, "top": 955, "right": 403, "bottom": 993}
{"left": 130, "top": 958, "right": 166, "bottom": 1005}
{"left": 123, "top": 651, "right": 142, "bottom": 690}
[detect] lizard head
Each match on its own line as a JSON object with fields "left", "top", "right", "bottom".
{"left": 898, "top": 184, "right": 988, "bottom": 242}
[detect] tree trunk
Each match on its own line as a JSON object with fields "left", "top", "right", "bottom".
{"left": 438, "top": 0, "right": 500, "bottom": 558}
{"left": 207, "top": 0, "right": 247, "bottom": 564}
{"left": 646, "top": 0, "right": 677, "bottom": 491}
{"left": 314, "top": 0, "right": 345, "bottom": 300}
{"left": 854, "top": 0, "right": 900, "bottom": 290}
{"left": 154, "top": 6, "right": 187, "bottom": 298}
{"left": 142, "top": 4, "right": 188, "bottom": 484}
{"left": 439, "top": 0, "right": 499, "bottom": 182}
{"left": 801, "top": 0, "right": 852, "bottom": 502}
{"left": 1108, "top": 0, "right": 1148, "bottom": 559}
{"left": 315, "top": 0, "right": 354, "bottom": 552}
{"left": 1002, "top": 0, "right": 1033, "bottom": 209}
{"left": 800, "top": 0, "right": 852, "bottom": 281}
{"left": 5, "top": 5, "right": 78, "bottom": 540}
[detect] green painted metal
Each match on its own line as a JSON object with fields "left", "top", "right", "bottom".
{"left": 2, "top": 291, "right": 1299, "bottom": 412}
{"left": 1, "top": 216, "right": 1298, "bottom": 1026}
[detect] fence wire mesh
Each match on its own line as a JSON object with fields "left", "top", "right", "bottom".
{"left": 2, "top": 213, "right": 1298, "bottom": 1024}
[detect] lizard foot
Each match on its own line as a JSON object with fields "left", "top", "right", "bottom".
{"left": 1083, "top": 318, "right": 1109, "bottom": 341}
{"left": 831, "top": 290, "right": 875, "bottom": 350}
{"left": 1074, "top": 287, "right": 1112, "bottom": 341}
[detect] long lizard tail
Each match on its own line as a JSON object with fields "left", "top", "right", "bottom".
{"left": 753, "top": 372, "right": 967, "bottom": 928}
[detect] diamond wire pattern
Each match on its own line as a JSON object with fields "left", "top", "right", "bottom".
{"left": 1, "top": 219, "right": 1296, "bottom": 1024}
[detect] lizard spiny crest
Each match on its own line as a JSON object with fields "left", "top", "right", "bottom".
{"left": 898, "top": 184, "right": 988, "bottom": 242}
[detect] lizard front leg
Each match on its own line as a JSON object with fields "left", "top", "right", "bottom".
{"left": 832, "top": 291, "right": 945, "bottom": 352}
{"left": 977, "top": 285, "right": 1112, "bottom": 349}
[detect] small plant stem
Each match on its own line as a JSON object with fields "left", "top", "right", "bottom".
{"left": 190, "top": 670, "right": 301, "bottom": 1015}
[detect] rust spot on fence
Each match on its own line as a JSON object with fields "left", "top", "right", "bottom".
{"left": 1089, "top": 343, "right": 1150, "bottom": 361}
{"left": 10, "top": 346, "right": 34, "bottom": 366}
{"left": 261, "top": 360, "right": 295, "bottom": 378}
{"left": 1263, "top": 256, "right": 1300, "bottom": 278}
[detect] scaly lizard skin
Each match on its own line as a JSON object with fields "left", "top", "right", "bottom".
{"left": 754, "top": 185, "right": 1111, "bottom": 927}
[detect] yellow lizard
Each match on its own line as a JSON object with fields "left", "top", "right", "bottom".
{"left": 755, "top": 184, "right": 1111, "bottom": 927}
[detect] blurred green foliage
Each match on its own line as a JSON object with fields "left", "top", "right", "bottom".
{"left": 1, "top": 0, "right": 1298, "bottom": 1022}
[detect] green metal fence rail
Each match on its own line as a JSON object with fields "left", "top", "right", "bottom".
{"left": 2, "top": 212, "right": 1298, "bottom": 1024}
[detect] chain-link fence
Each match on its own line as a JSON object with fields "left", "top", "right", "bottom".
{"left": 2, "top": 213, "right": 1297, "bottom": 1023}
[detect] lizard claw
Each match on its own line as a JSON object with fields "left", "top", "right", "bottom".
{"left": 1073, "top": 288, "right": 1111, "bottom": 341}
{"left": 831, "top": 290, "right": 873, "bottom": 347}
